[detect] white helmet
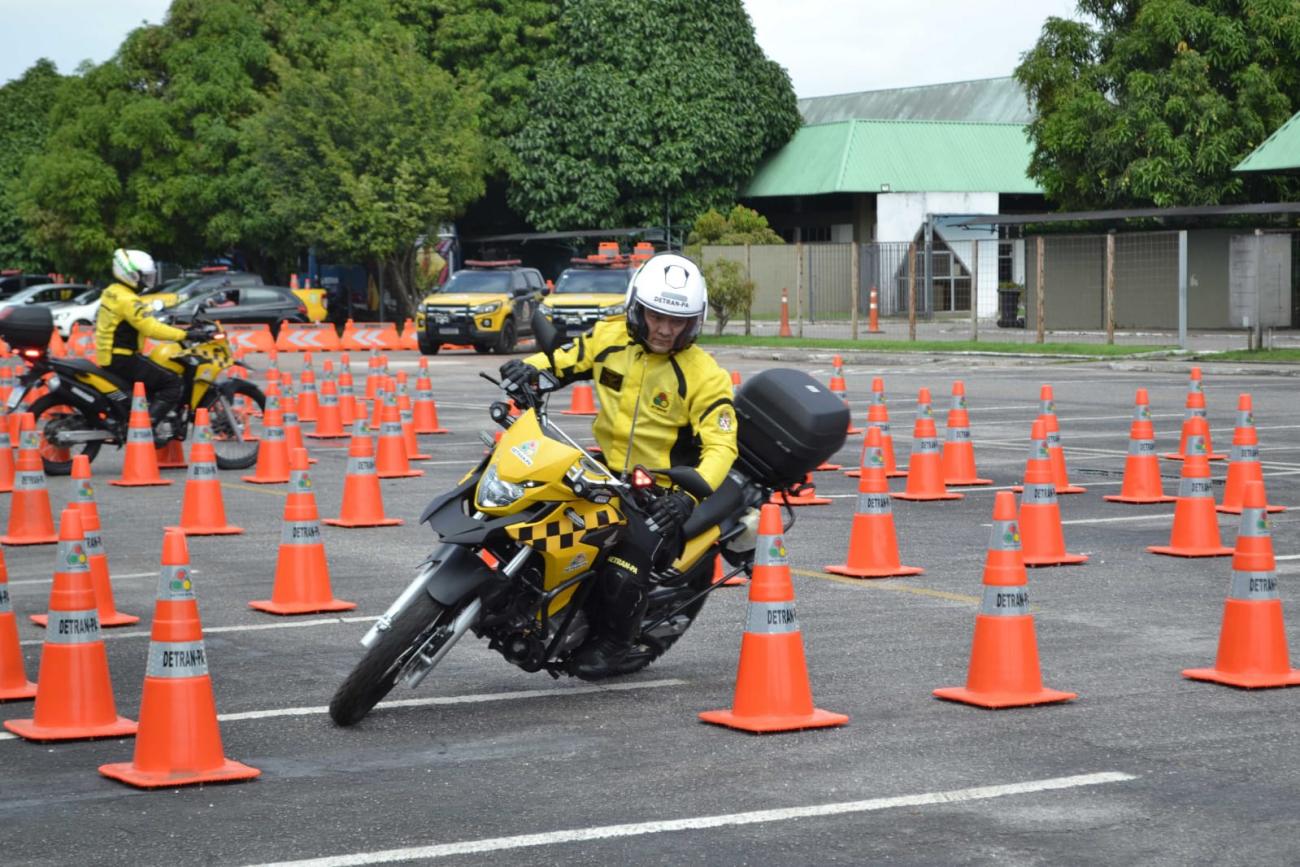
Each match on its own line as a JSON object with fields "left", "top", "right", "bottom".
{"left": 112, "top": 248, "right": 156, "bottom": 290}
{"left": 625, "top": 252, "right": 708, "bottom": 353}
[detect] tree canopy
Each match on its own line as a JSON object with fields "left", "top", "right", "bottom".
{"left": 0, "top": 60, "right": 64, "bottom": 272}
{"left": 1015, "top": 0, "right": 1300, "bottom": 210}
{"left": 507, "top": 0, "right": 800, "bottom": 231}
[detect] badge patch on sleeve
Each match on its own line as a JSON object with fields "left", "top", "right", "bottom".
{"left": 599, "top": 367, "right": 623, "bottom": 391}
{"left": 718, "top": 410, "right": 734, "bottom": 431}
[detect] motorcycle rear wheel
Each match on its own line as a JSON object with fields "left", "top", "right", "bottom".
{"left": 329, "top": 593, "right": 453, "bottom": 727}
{"left": 27, "top": 394, "right": 104, "bottom": 476}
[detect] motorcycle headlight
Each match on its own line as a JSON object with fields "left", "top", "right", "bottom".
{"left": 470, "top": 302, "right": 501, "bottom": 314}
{"left": 602, "top": 303, "right": 626, "bottom": 316}
{"left": 476, "top": 464, "right": 526, "bottom": 508}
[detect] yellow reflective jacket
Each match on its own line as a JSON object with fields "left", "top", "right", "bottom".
{"left": 95, "top": 282, "right": 188, "bottom": 367}
{"left": 524, "top": 320, "right": 738, "bottom": 495}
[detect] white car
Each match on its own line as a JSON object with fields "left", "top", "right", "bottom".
{"left": 48, "top": 287, "right": 104, "bottom": 337}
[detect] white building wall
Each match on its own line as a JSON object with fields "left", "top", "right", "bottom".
{"left": 875, "top": 192, "right": 1000, "bottom": 243}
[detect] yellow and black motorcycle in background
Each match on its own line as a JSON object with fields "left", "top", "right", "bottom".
{"left": 328, "top": 312, "right": 848, "bottom": 727}
{"left": 1, "top": 304, "right": 264, "bottom": 475}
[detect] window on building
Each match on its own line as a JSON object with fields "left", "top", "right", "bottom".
{"left": 998, "top": 242, "right": 1014, "bottom": 283}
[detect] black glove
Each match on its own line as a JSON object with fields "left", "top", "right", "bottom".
{"left": 645, "top": 490, "right": 694, "bottom": 539}
{"left": 499, "top": 359, "right": 538, "bottom": 393}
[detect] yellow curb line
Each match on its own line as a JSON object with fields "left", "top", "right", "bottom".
{"left": 221, "top": 481, "right": 289, "bottom": 497}
{"left": 791, "top": 567, "right": 979, "bottom": 605}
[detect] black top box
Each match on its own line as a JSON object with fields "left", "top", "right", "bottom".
{"left": 0, "top": 304, "right": 54, "bottom": 351}
{"left": 733, "top": 368, "right": 849, "bottom": 487}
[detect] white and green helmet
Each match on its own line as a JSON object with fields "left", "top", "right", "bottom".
{"left": 111, "top": 248, "right": 156, "bottom": 290}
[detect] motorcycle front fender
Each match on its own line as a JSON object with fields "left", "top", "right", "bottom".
{"left": 423, "top": 543, "right": 496, "bottom": 607}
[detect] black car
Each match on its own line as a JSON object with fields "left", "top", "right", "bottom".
{"left": 164, "top": 285, "right": 307, "bottom": 336}
{"left": 0, "top": 272, "right": 58, "bottom": 300}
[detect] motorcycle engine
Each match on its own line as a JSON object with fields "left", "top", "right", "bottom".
{"left": 491, "top": 610, "right": 591, "bottom": 673}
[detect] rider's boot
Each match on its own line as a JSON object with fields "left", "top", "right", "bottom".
{"left": 571, "top": 576, "right": 649, "bottom": 680}
{"left": 150, "top": 406, "right": 179, "bottom": 448}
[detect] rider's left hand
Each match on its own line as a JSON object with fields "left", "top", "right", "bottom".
{"left": 645, "top": 490, "right": 694, "bottom": 539}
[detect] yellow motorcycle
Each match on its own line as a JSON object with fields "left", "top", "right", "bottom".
{"left": 1, "top": 305, "right": 265, "bottom": 475}
{"left": 328, "top": 313, "right": 847, "bottom": 726}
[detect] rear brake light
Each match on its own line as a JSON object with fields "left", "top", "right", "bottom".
{"left": 21, "top": 348, "right": 43, "bottom": 359}
{"left": 631, "top": 467, "right": 655, "bottom": 489}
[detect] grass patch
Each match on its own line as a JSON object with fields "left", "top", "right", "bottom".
{"left": 1195, "top": 349, "right": 1300, "bottom": 363}
{"left": 697, "top": 334, "right": 1168, "bottom": 356}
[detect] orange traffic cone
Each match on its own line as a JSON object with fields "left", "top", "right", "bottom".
{"left": 241, "top": 385, "right": 291, "bottom": 484}
{"left": 32, "top": 455, "right": 139, "bottom": 627}
{"left": 730, "top": 370, "right": 742, "bottom": 388}
{"left": 396, "top": 374, "right": 431, "bottom": 460}
{"left": 1183, "top": 482, "right": 1300, "bottom": 688}
{"left": 894, "top": 388, "right": 962, "bottom": 501}
{"left": 852, "top": 377, "right": 903, "bottom": 479}
{"left": 699, "top": 503, "right": 848, "bottom": 733}
{"left": 562, "top": 382, "right": 599, "bottom": 416}
{"left": 296, "top": 354, "right": 319, "bottom": 423}
{"left": 0, "top": 415, "right": 14, "bottom": 493}
{"left": 365, "top": 351, "right": 383, "bottom": 401}
{"left": 711, "top": 553, "right": 748, "bottom": 587}
{"left": 1018, "top": 419, "right": 1087, "bottom": 567}
{"left": 1038, "top": 385, "right": 1085, "bottom": 494}
{"left": 374, "top": 380, "right": 422, "bottom": 479}
{"left": 0, "top": 548, "right": 38, "bottom": 701}
{"left": 1148, "top": 421, "right": 1233, "bottom": 558}
{"left": 770, "top": 473, "right": 831, "bottom": 506}
{"left": 1164, "top": 367, "right": 1226, "bottom": 461}
{"left": 281, "top": 392, "right": 317, "bottom": 465}
{"left": 337, "top": 357, "right": 358, "bottom": 426}
{"left": 111, "top": 383, "right": 171, "bottom": 487}
{"left": 412, "top": 359, "right": 449, "bottom": 434}
{"left": 154, "top": 438, "right": 187, "bottom": 469}
{"left": 100, "top": 529, "right": 260, "bottom": 787}
{"left": 170, "top": 410, "right": 243, "bottom": 536}
{"left": 827, "top": 355, "right": 862, "bottom": 437}
{"left": 307, "top": 379, "right": 348, "bottom": 439}
{"left": 1218, "top": 394, "right": 1285, "bottom": 515}
{"left": 825, "top": 427, "right": 923, "bottom": 578}
{"left": 933, "top": 491, "right": 1077, "bottom": 709}
{"left": 1104, "top": 388, "right": 1175, "bottom": 504}
{"left": 323, "top": 427, "right": 403, "bottom": 528}
{"left": 250, "top": 449, "right": 356, "bottom": 615}
{"left": 2, "top": 413, "right": 58, "bottom": 545}
{"left": 4, "top": 508, "right": 138, "bottom": 740}
{"left": 941, "top": 381, "right": 991, "bottom": 486}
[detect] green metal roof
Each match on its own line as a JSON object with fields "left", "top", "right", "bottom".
{"left": 1235, "top": 110, "right": 1300, "bottom": 173}
{"left": 797, "top": 77, "right": 1033, "bottom": 125}
{"left": 743, "top": 119, "right": 1042, "bottom": 197}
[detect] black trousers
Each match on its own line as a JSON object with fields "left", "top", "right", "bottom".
{"left": 107, "top": 354, "right": 184, "bottom": 425}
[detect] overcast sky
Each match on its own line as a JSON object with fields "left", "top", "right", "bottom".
{"left": 1, "top": 0, "right": 1083, "bottom": 96}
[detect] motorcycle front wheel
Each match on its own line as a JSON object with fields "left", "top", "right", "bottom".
{"left": 27, "top": 394, "right": 104, "bottom": 476}
{"left": 329, "top": 593, "right": 456, "bottom": 727}
{"left": 202, "top": 380, "right": 265, "bottom": 470}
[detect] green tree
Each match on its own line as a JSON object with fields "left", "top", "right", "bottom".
{"left": 686, "top": 205, "right": 782, "bottom": 334}
{"left": 508, "top": 0, "right": 799, "bottom": 231}
{"left": 0, "top": 60, "right": 64, "bottom": 271}
{"left": 1015, "top": 0, "right": 1300, "bottom": 209}
{"left": 244, "top": 22, "right": 487, "bottom": 317}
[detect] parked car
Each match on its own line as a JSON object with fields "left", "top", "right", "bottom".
{"left": 415, "top": 259, "right": 545, "bottom": 355}
{"left": 49, "top": 287, "right": 105, "bottom": 337}
{"left": 0, "top": 272, "right": 58, "bottom": 299}
{"left": 0, "top": 283, "right": 96, "bottom": 313}
{"left": 540, "top": 254, "right": 634, "bottom": 340}
{"left": 143, "top": 270, "right": 264, "bottom": 308}
{"left": 162, "top": 285, "right": 308, "bottom": 337}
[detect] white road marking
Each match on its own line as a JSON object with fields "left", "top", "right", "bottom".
{"left": 1060, "top": 513, "right": 1176, "bottom": 526}
{"left": 0, "top": 679, "right": 686, "bottom": 742}
{"left": 244, "top": 771, "right": 1137, "bottom": 867}
{"left": 19, "top": 614, "right": 379, "bottom": 647}
{"left": 5, "top": 571, "right": 157, "bottom": 587}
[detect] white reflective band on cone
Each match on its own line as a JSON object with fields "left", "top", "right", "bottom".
{"left": 869, "top": 421, "right": 890, "bottom": 436}
{"left": 946, "top": 426, "right": 971, "bottom": 442}
{"left": 262, "top": 426, "right": 285, "bottom": 441}
{"left": 20, "top": 430, "right": 38, "bottom": 450}
{"left": 1129, "top": 438, "right": 1156, "bottom": 456}
{"left": 146, "top": 639, "right": 209, "bottom": 678}
{"left": 1028, "top": 439, "right": 1050, "bottom": 462}
{"left": 1238, "top": 509, "right": 1269, "bottom": 537}
{"left": 127, "top": 426, "right": 153, "bottom": 443}
{"left": 45, "top": 609, "right": 100, "bottom": 644}
{"left": 1230, "top": 571, "right": 1278, "bottom": 600}
{"left": 1177, "top": 477, "right": 1213, "bottom": 498}
{"left": 0, "top": 586, "right": 10, "bottom": 612}
{"left": 157, "top": 564, "right": 196, "bottom": 600}
{"left": 281, "top": 520, "right": 322, "bottom": 545}
{"left": 988, "top": 519, "right": 1021, "bottom": 551}
{"left": 320, "top": 392, "right": 338, "bottom": 406}
{"left": 980, "top": 585, "right": 1030, "bottom": 616}
{"left": 346, "top": 456, "right": 376, "bottom": 475}
{"left": 914, "top": 437, "right": 939, "bottom": 454}
{"left": 1021, "top": 483, "right": 1057, "bottom": 504}
{"left": 14, "top": 471, "right": 45, "bottom": 491}
{"left": 1188, "top": 407, "right": 1207, "bottom": 419}
{"left": 1237, "top": 410, "right": 1253, "bottom": 427}
{"left": 58, "top": 539, "right": 90, "bottom": 573}
{"left": 855, "top": 492, "right": 891, "bottom": 515}
{"left": 1230, "top": 444, "right": 1259, "bottom": 463}
{"left": 131, "top": 396, "right": 147, "bottom": 411}
{"left": 1136, "top": 405, "right": 1151, "bottom": 421}
{"left": 1046, "top": 431, "right": 1061, "bottom": 448}
{"left": 289, "top": 470, "right": 312, "bottom": 492}
{"left": 381, "top": 422, "right": 403, "bottom": 437}
{"left": 188, "top": 461, "right": 218, "bottom": 480}
{"left": 755, "top": 536, "right": 789, "bottom": 567}
{"left": 82, "top": 532, "right": 104, "bottom": 555}
{"left": 745, "top": 601, "right": 798, "bottom": 634}
{"left": 918, "top": 403, "right": 934, "bottom": 418}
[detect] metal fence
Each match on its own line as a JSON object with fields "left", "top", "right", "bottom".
{"left": 701, "top": 229, "right": 1300, "bottom": 348}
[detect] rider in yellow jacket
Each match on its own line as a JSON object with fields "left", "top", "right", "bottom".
{"left": 96, "top": 249, "right": 190, "bottom": 444}
{"left": 501, "top": 252, "right": 736, "bottom": 678}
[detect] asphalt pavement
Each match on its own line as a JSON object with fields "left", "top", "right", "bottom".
{"left": 3, "top": 346, "right": 1299, "bottom": 866}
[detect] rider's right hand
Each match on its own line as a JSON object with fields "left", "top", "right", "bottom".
{"left": 499, "top": 359, "right": 538, "bottom": 393}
